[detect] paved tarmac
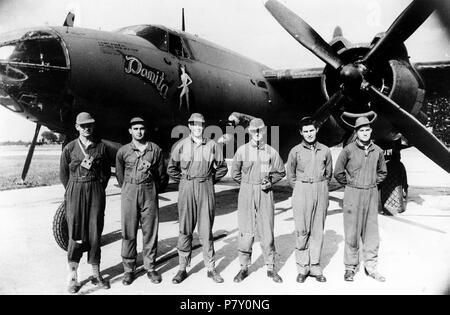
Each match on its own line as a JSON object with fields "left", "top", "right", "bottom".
{"left": 0, "top": 147, "right": 449, "bottom": 295}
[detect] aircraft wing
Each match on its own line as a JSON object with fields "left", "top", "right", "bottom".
{"left": 263, "top": 67, "right": 326, "bottom": 115}
{"left": 264, "top": 62, "right": 450, "bottom": 98}
{"left": 262, "top": 66, "right": 346, "bottom": 149}
{"left": 414, "top": 61, "right": 450, "bottom": 97}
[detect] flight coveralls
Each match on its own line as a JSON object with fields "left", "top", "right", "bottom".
{"left": 286, "top": 141, "right": 332, "bottom": 276}
{"left": 334, "top": 141, "right": 387, "bottom": 273}
{"left": 231, "top": 142, "right": 286, "bottom": 269}
{"left": 60, "top": 139, "right": 111, "bottom": 265}
{"left": 167, "top": 137, "right": 228, "bottom": 270}
{"left": 115, "top": 141, "right": 167, "bottom": 273}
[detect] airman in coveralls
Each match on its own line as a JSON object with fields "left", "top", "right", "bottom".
{"left": 334, "top": 115, "right": 387, "bottom": 282}
{"left": 116, "top": 117, "right": 167, "bottom": 286}
{"left": 167, "top": 113, "right": 228, "bottom": 284}
{"left": 286, "top": 117, "right": 332, "bottom": 283}
{"left": 60, "top": 112, "right": 111, "bottom": 293}
{"left": 231, "top": 118, "right": 286, "bottom": 283}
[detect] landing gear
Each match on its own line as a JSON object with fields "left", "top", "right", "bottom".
{"left": 380, "top": 154, "right": 408, "bottom": 215}
{"left": 53, "top": 202, "right": 69, "bottom": 251}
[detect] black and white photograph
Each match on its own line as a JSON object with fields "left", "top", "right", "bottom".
{"left": 0, "top": 0, "right": 449, "bottom": 297}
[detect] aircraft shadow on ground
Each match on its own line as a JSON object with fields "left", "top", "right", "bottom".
{"left": 79, "top": 230, "right": 229, "bottom": 295}
{"left": 327, "top": 195, "right": 344, "bottom": 216}
{"left": 192, "top": 228, "right": 344, "bottom": 281}
{"left": 158, "top": 180, "right": 294, "bottom": 223}
{"left": 93, "top": 228, "right": 343, "bottom": 294}
{"left": 83, "top": 180, "right": 348, "bottom": 293}
{"left": 100, "top": 180, "right": 450, "bottom": 285}
{"left": 406, "top": 185, "right": 450, "bottom": 207}
{"left": 97, "top": 181, "right": 294, "bottom": 254}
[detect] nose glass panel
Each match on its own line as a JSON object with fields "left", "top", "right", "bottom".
{"left": 0, "top": 28, "right": 68, "bottom": 68}
{"left": 0, "top": 28, "right": 70, "bottom": 115}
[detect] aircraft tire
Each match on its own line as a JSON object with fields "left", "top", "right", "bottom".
{"left": 380, "top": 160, "right": 408, "bottom": 215}
{"left": 52, "top": 202, "right": 69, "bottom": 251}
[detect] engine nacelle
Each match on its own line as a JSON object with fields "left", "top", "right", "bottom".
{"left": 320, "top": 40, "right": 428, "bottom": 143}
{"left": 387, "top": 59, "right": 426, "bottom": 120}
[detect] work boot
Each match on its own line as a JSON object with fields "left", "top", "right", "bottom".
{"left": 233, "top": 268, "right": 249, "bottom": 283}
{"left": 267, "top": 270, "right": 283, "bottom": 283}
{"left": 122, "top": 272, "right": 134, "bottom": 286}
{"left": 90, "top": 275, "right": 111, "bottom": 289}
{"left": 172, "top": 270, "right": 188, "bottom": 284}
{"left": 67, "top": 262, "right": 80, "bottom": 294}
{"left": 147, "top": 270, "right": 162, "bottom": 284}
{"left": 67, "top": 277, "right": 81, "bottom": 294}
{"left": 365, "top": 269, "right": 386, "bottom": 282}
{"left": 207, "top": 269, "right": 224, "bottom": 283}
{"left": 344, "top": 270, "right": 355, "bottom": 282}
{"left": 67, "top": 279, "right": 80, "bottom": 294}
{"left": 90, "top": 264, "right": 110, "bottom": 289}
{"left": 311, "top": 274, "right": 327, "bottom": 282}
{"left": 296, "top": 273, "right": 308, "bottom": 283}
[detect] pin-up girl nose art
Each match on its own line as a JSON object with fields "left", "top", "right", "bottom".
{"left": 178, "top": 65, "right": 193, "bottom": 112}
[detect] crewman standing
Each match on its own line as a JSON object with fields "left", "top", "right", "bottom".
{"left": 334, "top": 115, "right": 387, "bottom": 282}
{"left": 60, "top": 112, "right": 111, "bottom": 293}
{"left": 167, "top": 113, "right": 228, "bottom": 284}
{"left": 115, "top": 117, "right": 167, "bottom": 286}
{"left": 231, "top": 118, "right": 286, "bottom": 283}
{"left": 286, "top": 117, "right": 332, "bottom": 283}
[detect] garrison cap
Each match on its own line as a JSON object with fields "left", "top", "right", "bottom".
{"left": 248, "top": 118, "right": 266, "bottom": 131}
{"left": 188, "top": 113, "right": 205, "bottom": 123}
{"left": 76, "top": 112, "right": 95, "bottom": 125}
{"left": 129, "top": 117, "right": 145, "bottom": 126}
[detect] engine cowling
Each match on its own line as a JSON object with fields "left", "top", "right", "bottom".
{"left": 320, "top": 40, "right": 427, "bottom": 144}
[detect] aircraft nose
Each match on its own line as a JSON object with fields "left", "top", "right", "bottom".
{"left": 0, "top": 28, "right": 69, "bottom": 67}
{"left": 0, "top": 28, "right": 70, "bottom": 115}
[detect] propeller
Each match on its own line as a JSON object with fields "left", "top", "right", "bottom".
{"left": 264, "top": 0, "right": 450, "bottom": 173}
{"left": 435, "top": 0, "right": 450, "bottom": 40}
{"left": 264, "top": 0, "right": 343, "bottom": 70}
{"left": 312, "top": 90, "right": 344, "bottom": 129}
{"left": 21, "top": 123, "right": 41, "bottom": 182}
{"left": 368, "top": 86, "right": 450, "bottom": 172}
{"left": 312, "top": 64, "right": 365, "bottom": 128}
{"left": 362, "top": 0, "right": 437, "bottom": 65}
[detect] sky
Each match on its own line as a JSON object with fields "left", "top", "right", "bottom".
{"left": 0, "top": 0, "right": 449, "bottom": 141}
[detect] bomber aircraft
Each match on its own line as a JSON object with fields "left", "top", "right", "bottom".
{"left": 0, "top": 0, "right": 449, "bottom": 250}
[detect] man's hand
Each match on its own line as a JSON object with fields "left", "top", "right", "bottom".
{"left": 261, "top": 179, "right": 272, "bottom": 192}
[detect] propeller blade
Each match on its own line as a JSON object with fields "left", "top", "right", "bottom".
{"left": 368, "top": 86, "right": 450, "bottom": 172}
{"left": 435, "top": 0, "right": 450, "bottom": 40}
{"left": 312, "top": 90, "right": 345, "bottom": 128}
{"left": 363, "top": 0, "right": 437, "bottom": 64}
{"left": 264, "top": 0, "right": 343, "bottom": 70}
{"left": 21, "top": 123, "right": 41, "bottom": 181}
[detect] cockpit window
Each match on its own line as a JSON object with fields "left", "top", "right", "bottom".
{"left": 117, "top": 25, "right": 168, "bottom": 51}
{"left": 117, "top": 25, "right": 192, "bottom": 59}
{"left": 168, "top": 33, "right": 190, "bottom": 59}
{"left": 138, "top": 27, "right": 168, "bottom": 51}
{"left": 0, "top": 29, "right": 67, "bottom": 68}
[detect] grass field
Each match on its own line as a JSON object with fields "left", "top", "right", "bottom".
{"left": 0, "top": 145, "right": 61, "bottom": 191}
